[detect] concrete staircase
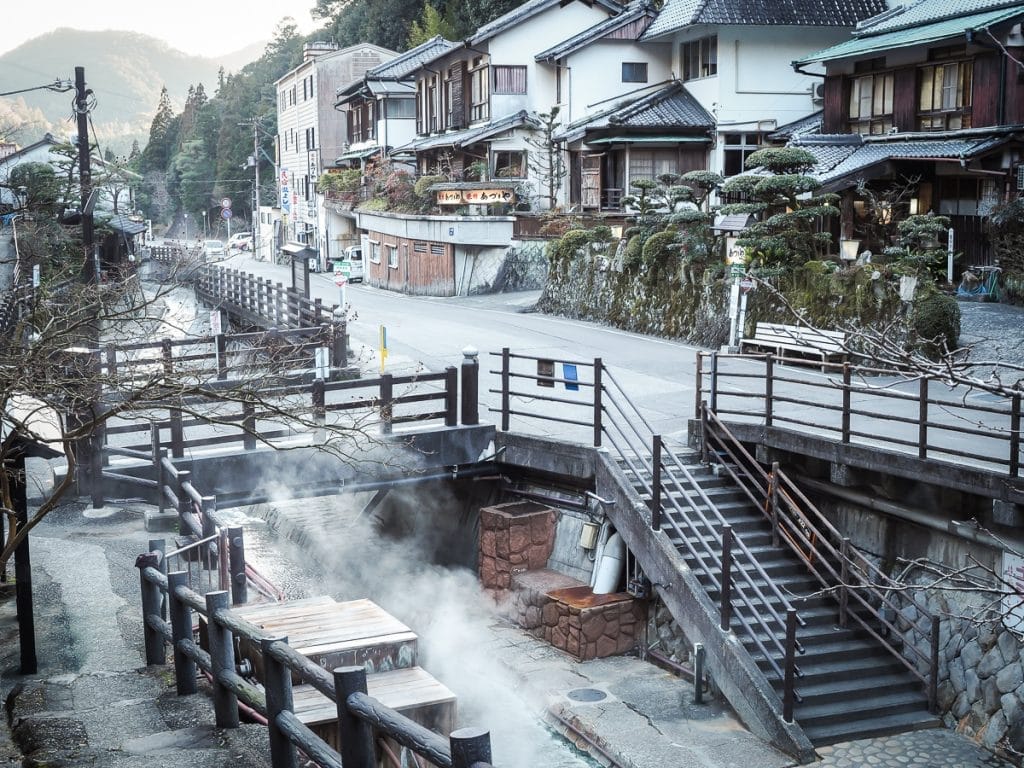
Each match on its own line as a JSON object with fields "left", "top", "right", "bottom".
{"left": 621, "top": 452, "right": 939, "bottom": 746}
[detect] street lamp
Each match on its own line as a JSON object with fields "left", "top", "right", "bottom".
{"left": 184, "top": 213, "right": 189, "bottom": 241}
{"left": 202, "top": 210, "right": 208, "bottom": 239}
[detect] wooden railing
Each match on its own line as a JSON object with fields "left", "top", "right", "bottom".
{"left": 696, "top": 351, "right": 1023, "bottom": 478}
{"left": 136, "top": 560, "right": 495, "bottom": 768}
{"left": 196, "top": 265, "right": 333, "bottom": 330}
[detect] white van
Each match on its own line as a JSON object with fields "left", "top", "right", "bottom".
{"left": 338, "top": 246, "right": 364, "bottom": 283}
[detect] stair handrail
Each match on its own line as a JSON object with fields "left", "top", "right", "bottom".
{"left": 600, "top": 365, "right": 805, "bottom": 693}
{"left": 702, "top": 405, "right": 939, "bottom": 711}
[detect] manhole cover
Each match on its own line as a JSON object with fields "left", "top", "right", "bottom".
{"left": 566, "top": 688, "right": 607, "bottom": 702}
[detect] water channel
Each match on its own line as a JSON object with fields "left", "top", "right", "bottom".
{"left": 216, "top": 500, "right": 602, "bottom": 768}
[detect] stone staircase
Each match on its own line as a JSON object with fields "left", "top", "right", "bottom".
{"left": 621, "top": 451, "right": 940, "bottom": 746}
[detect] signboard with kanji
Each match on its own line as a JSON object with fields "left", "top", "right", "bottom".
{"left": 436, "top": 188, "right": 515, "bottom": 205}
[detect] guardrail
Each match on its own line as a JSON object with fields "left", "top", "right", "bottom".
{"left": 696, "top": 351, "right": 1023, "bottom": 478}
{"left": 196, "top": 265, "right": 331, "bottom": 330}
{"left": 135, "top": 557, "right": 496, "bottom": 768}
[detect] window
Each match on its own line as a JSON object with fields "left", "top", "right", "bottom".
{"left": 722, "top": 133, "right": 762, "bottom": 177}
{"left": 848, "top": 72, "right": 894, "bottom": 135}
{"left": 681, "top": 36, "right": 717, "bottom": 81}
{"left": 470, "top": 57, "right": 490, "bottom": 122}
{"left": 628, "top": 150, "right": 679, "bottom": 184}
{"left": 492, "top": 65, "right": 527, "bottom": 95}
{"left": 428, "top": 75, "right": 439, "bottom": 132}
{"left": 493, "top": 150, "right": 527, "bottom": 179}
{"left": 918, "top": 60, "right": 972, "bottom": 130}
{"left": 369, "top": 241, "right": 381, "bottom": 264}
{"left": 305, "top": 127, "right": 316, "bottom": 150}
{"left": 386, "top": 98, "right": 416, "bottom": 118}
{"left": 621, "top": 62, "right": 648, "bottom": 83}
{"left": 386, "top": 244, "right": 398, "bottom": 269}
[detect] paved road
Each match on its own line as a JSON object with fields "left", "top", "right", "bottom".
{"left": 213, "top": 251, "right": 700, "bottom": 446}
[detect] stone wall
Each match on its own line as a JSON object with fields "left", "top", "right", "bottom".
{"left": 479, "top": 501, "right": 556, "bottom": 592}
{"left": 903, "top": 588, "right": 1024, "bottom": 758}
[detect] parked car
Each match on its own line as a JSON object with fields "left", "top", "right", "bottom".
{"left": 203, "top": 239, "right": 226, "bottom": 260}
{"left": 338, "top": 246, "right": 364, "bottom": 283}
{"left": 227, "top": 232, "right": 252, "bottom": 251}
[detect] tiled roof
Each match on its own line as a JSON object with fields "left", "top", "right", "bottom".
{"left": 792, "top": 132, "right": 1011, "bottom": 188}
{"left": 471, "top": 0, "right": 623, "bottom": 45}
{"left": 767, "top": 111, "right": 823, "bottom": 142}
{"left": 556, "top": 81, "right": 712, "bottom": 142}
{"left": 397, "top": 110, "right": 541, "bottom": 152}
{"left": 610, "top": 80, "right": 715, "bottom": 128}
{"left": 797, "top": 4, "right": 1024, "bottom": 64}
{"left": 856, "top": 0, "right": 1023, "bottom": 35}
{"left": 535, "top": 1, "right": 654, "bottom": 61}
{"left": 643, "top": 0, "right": 886, "bottom": 39}
{"left": 368, "top": 36, "right": 459, "bottom": 79}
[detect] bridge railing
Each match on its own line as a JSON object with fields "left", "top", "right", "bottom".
{"left": 100, "top": 324, "right": 347, "bottom": 385}
{"left": 135, "top": 558, "right": 495, "bottom": 768}
{"left": 196, "top": 265, "right": 332, "bottom": 330}
{"left": 696, "top": 351, "right": 1023, "bottom": 477}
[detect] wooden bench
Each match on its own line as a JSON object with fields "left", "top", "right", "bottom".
{"left": 740, "top": 322, "right": 847, "bottom": 369}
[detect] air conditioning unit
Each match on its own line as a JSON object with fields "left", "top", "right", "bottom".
{"left": 811, "top": 82, "right": 826, "bottom": 104}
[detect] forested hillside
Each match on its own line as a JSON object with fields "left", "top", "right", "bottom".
{"left": 132, "top": 0, "right": 527, "bottom": 232}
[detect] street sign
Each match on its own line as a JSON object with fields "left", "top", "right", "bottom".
{"left": 334, "top": 270, "right": 348, "bottom": 288}
{"left": 222, "top": 208, "right": 233, "bottom": 219}
{"left": 730, "top": 264, "right": 745, "bottom": 279}
{"left": 220, "top": 197, "right": 232, "bottom": 209}
{"left": 739, "top": 278, "right": 755, "bottom": 293}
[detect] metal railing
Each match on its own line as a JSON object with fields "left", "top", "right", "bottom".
{"left": 136, "top": 557, "right": 496, "bottom": 768}
{"left": 696, "top": 351, "right": 1023, "bottom": 478}
{"left": 700, "top": 405, "right": 939, "bottom": 712}
{"left": 491, "top": 349, "right": 805, "bottom": 716}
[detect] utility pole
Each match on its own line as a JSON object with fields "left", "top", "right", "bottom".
{"left": 239, "top": 118, "right": 262, "bottom": 258}
{"left": 74, "top": 66, "right": 95, "bottom": 284}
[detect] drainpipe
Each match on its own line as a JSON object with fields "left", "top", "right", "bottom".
{"left": 793, "top": 473, "right": 1017, "bottom": 551}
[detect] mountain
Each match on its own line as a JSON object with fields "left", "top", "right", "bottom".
{"left": 0, "top": 28, "right": 264, "bottom": 154}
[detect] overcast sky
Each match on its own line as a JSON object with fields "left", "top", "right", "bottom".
{"left": 1, "top": 3, "right": 319, "bottom": 57}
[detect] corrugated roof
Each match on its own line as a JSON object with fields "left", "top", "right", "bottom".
{"left": 643, "top": 0, "right": 886, "bottom": 40}
{"left": 398, "top": 111, "right": 541, "bottom": 152}
{"left": 368, "top": 36, "right": 459, "bottom": 79}
{"left": 535, "top": 2, "right": 654, "bottom": 61}
{"left": 471, "top": 0, "right": 623, "bottom": 45}
{"left": 797, "top": 4, "right": 1024, "bottom": 64}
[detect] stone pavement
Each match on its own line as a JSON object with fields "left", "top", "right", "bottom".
{"left": 813, "top": 728, "right": 1014, "bottom": 767}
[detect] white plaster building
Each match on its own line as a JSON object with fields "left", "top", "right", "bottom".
{"left": 275, "top": 41, "right": 396, "bottom": 267}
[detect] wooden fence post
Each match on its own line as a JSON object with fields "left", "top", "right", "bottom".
{"left": 765, "top": 354, "right": 774, "bottom": 427}
{"left": 461, "top": 346, "right": 479, "bottom": 426}
{"left": 170, "top": 407, "right": 184, "bottom": 458}
{"left": 228, "top": 527, "right": 247, "bottom": 605}
{"left": 593, "top": 357, "right": 603, "bottom": 447}
{"left": 720, "top": 525, "right": 733, "bottom": 632}
{"left": 783, "top": 608, "right": 797, "bottom": 723}
{"left": 334, "top": 667, "right": 375, "bottom": 768}
{"left": 332, "top": 307, "right": 348, "bottom": 370}
{"left": 444, "top": 366, "right": 458, "bottom": 427}
{"left": 242, "top": 401, "right": 257, "bottom": 450}
{"left": 919, "top": 377, "right": 929, "bottom": 460}
{"left": 380, "top": 374, "right": 394, "bottom": 435}
{"left": 501, "top": 348, "right": 511, "bottom": 432}
{"left": 168, "top": 570, "right": 197, "bottom": 695}
{"left": 650, "top": 434, "right": 662, "bottom": 531}
{"left": 264, "top": 637, "right": 299, "bottom": 768}
{"left": 205, "top": 591, "right": 239, "bottom": 728}
{"left": 137, "top": 550, "right": 165, "bottom": 665}
{"left": 841, "top": 363, "right": 851, "bottom": 444}
{"left": 450, "top": 727, "right": 492, "bottom": 768}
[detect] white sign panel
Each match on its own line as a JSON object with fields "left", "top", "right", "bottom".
{"left": 210, "top": 310, "right": 222, "bottom": 336}
{"left": 315, "top": 347, "right": 330, "bottom": 380}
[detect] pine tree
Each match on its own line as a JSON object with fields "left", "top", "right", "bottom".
{"left": 525, "top": 107, "right": 566, "bottom": 210}
{"left": 140, "top": 86, "right": 176, "bottom": 173}
{"left": 407, "top": 4, "right": 458, "bottom": 47}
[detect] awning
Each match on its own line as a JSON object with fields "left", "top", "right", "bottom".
{"left": 336, "top": 146, "right": 382, "bottom": 163}
{"left": 586, "top": 135, "right": 710, "bottom": 145}
{"left": 281, "top": 242, "right": 317, "bottom": 257}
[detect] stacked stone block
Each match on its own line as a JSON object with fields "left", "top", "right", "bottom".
{"left": 479, "top": 501, "right": 556, "bottom": 591}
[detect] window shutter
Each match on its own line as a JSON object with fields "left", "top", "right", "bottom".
{"left": 450, "top": 61, "right": 466, "bottom": 129}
